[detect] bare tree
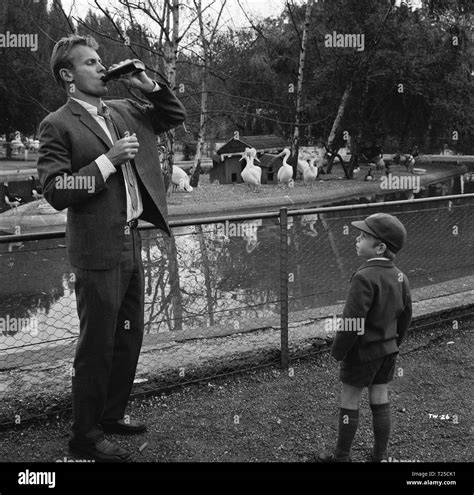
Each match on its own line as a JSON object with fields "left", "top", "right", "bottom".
{"left": 288, "top": 0, "right": 314, "bottom": 177}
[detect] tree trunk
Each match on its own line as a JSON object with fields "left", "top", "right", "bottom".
{"left": 325, "top": 82, "right": 352, "bottom": 175}
{"left": 190, "top": 0, "right": 208, "bottom": 188}
{"left": 5, "top": 130, "right": 12, "bottom": 159}
{"left": 342, "top": 74, "right": 369, "bottom": 179}
{"left": 354, "top": 75, "right": 370, "bottom": 174}
{"left": 290, "top": 0, "right": 313, "bottom": 177}
{"left": 327, "top": 82, "right": 352, "bottom": 152}
{"left": 161, "top": 0, "right": 182, "bottom": 330}
{"left": 162, "top": 0, "right": 180, "bottom": 192}
{"left": 190, "top": 75, "right": 207, "bottom": 188}
{"left": 423, "top": 119, "right": 432, "bottom": 152}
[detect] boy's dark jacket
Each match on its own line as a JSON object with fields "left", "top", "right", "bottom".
{"left": 331, "top": 259, "right": 412, "bottom": 363}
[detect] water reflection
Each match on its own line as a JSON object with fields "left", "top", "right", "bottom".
{"left": 1, "top": 176, "right": 473, "bottom": 363}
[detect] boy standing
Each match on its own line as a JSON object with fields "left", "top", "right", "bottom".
{"left": 317, "top": 212, "right": 412, "bottom": 462}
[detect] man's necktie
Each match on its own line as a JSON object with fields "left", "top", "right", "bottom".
{"left": 98, "top": 104, "right": 138, "bottom": 211}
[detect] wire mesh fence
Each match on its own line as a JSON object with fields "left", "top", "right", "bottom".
{"left": 286, "top": 197, "right": 474, "bottom": 356}
{"left": 0, "top": 194, "right": 473, "bottom": 427}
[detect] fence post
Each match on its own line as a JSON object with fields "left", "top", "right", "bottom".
{"left": 279, "top": 207, "right": 289, "bottom": 370}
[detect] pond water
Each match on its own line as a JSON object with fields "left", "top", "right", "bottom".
{"left": 0, "top": 174, "right": 473, "bottom": 364}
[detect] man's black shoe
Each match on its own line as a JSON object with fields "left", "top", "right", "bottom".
{"left": 370, "top": 450, "right": 388, "bottom": 462}
{"left": 101, "top": 418, "right": 146, "bottom": 435}
{"left": 315, "top": 452, "right": 351, "bottom": 462}
{"left": 68, "top": 438, "right": 131, "bottom": 462}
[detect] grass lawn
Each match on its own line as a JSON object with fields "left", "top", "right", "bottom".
{"left": 166, "top": 162, "right": 460, "bottom": 219}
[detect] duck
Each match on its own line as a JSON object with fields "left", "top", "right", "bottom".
{"left": 240, "top": 147, "right": 262, "bottom": 192}
{"left": 30, "top": 176, "right": 43, "bottom": 200}
{"left": 364, "top": 168, "right": 374, "bottom": 181}
{"left": 374, "top": 154, "right": 385, "bottom": 172}
{"left": 3, "top": 182, "right": 25, "bottom": 214}
{"left": 170, "top": 165, "right": 193, "bottom": 192}
{"left": 303, "top": 155, "right": 319, "bottom": 187}
{"left": 276, "top": 148, "right": 293, "bottom": 188}
{"left": 10, "top": 131, "right": 24, "bottom": 152}
{"left": 404, "top": 154, "right": 416, "bottom": 173}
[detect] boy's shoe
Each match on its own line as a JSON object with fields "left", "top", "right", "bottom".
{"left": 315, "top": 452, "right": 351, "bottom": 462}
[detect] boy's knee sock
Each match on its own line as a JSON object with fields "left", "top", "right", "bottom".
{"left": 334, "top": 408, "right": 359, "bottom": 459}
{"left": 370, "top": 402, "right": 391, "bottom": 460}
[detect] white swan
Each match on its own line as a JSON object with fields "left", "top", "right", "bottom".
{"left": 240, "top": 147, "right": 261, "bottom": 192}
{"left": 297, "top": 150, "right": 310, "bottom": 177}
{"left": 303, "top": 155, "right": 319, "bottom": 187}
{"left": 171, "top": 165, "right": 193, "bottom": 192}
{"left": 276, "top": 148, "right": 293, "bottom": 188}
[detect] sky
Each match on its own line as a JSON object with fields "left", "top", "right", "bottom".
{"left": 59, "top": 0, "right": 423, "bottom": 31}
{"left": 60, "top": 0, "right": 288, "bottom": 28}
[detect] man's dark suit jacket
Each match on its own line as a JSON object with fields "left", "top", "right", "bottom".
{"left": 331, "top": 259, "right": 412, "bottom": 363}
{"left": 37, "top": 86, "right": 186, "bottom": 270}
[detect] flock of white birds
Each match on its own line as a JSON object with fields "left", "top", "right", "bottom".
{"left": 232, "top": 147, "right": 418, "bottom": 189}
{"left": 166, "top": 143, "right": 418, "bottom": 194}
{"left": 244, "top": 146, "right": 330, "bottom": 191}
{"left": 167, "top": 145, "right": 338, "bottom": 194}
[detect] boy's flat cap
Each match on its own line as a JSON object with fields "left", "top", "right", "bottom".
{"left": 351, "top": 213, "right": 407, "bottom": 253}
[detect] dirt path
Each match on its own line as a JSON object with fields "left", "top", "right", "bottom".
{"left": 0, "top": 316, "right": 471, "bottom": 466}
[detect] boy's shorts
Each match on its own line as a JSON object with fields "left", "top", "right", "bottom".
{"left": 340, "top": 352, "right": 398, "bottom": 388}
